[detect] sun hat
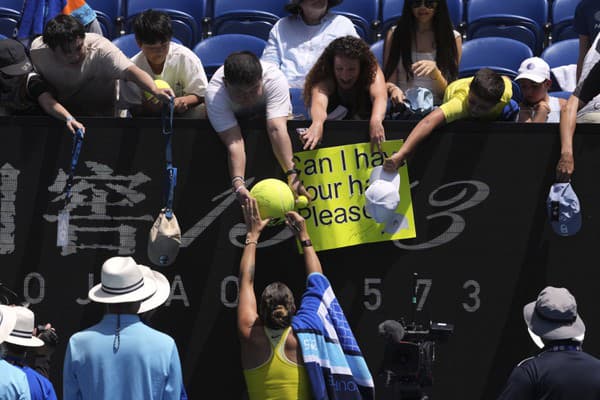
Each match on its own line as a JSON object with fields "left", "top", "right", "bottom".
{"left": 4, "top": 306, "right": 44, "bottom": 347}
{"left": 137, "top": 266, "right": 171, "bottom": 314}
{"left": 0, "top": 39, "right": 33, "bottom": 76}
{"left": 0, "top": 304, "right": 17, "bottom": 344}
{"left": 546, "top": 182, "right": 581, "bottom": 236}
{"left": 88, "top": 256, "right": 158, "bottom": 304}
{"left": 515, "top": 57, "right": 551, "bottom": 83}
{"left": 365, "top": 166, "right": 408, "bottom": 234}
{"left": 523, "top": 286, "right": 585, "bottom": 342}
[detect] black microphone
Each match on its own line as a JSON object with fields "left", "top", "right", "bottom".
{"left": 378, "top": 320, "right": 405, "bottom": 343}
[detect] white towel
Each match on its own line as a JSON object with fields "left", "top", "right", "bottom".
{"left": 551, "top": 64, "right": 577, "bottom": 92}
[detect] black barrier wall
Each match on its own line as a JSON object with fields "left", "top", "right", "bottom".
{"left": 0, "top": 116, "right": 598, "bottom": 399}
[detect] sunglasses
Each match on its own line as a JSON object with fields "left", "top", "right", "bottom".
{"left": 411, "top": 0, "right": 438, "bottom": 8}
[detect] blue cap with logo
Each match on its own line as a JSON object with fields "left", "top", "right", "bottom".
{"left": 546, "top": 183, "right": 581, "bottom": 236}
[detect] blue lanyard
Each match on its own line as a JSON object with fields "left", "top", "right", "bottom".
{"left": 64, "top": 128, "right": 84, "bottom": 208}
{"left": 162, "top": 99, "right": 177, "bottom": 219}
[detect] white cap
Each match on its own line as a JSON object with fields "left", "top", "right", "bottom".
{"left": 516, "top": 57, "right": 550, "bottom": 83}
{"left": 365, "top": 166, "right": 408, "bottom": 234}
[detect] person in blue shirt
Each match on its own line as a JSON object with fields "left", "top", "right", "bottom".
{"left": 3, "top": 306, "right": 57, "bottom": 400}
{"left": 0, "top": 304, "right": 31, "bottom": 400}
{"left": 63, "top": 256, "right": 183, "bottom": 400}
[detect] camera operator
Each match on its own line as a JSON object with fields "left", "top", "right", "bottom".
{"left": 497, "top": 286, "right": 600, "bottom": 399}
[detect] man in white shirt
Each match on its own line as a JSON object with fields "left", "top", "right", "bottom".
{"left": 30, "top": 15, "right": 173, "bottom": 116}
{"left": 205, "top": 51, "right": 310, "bottom": 202}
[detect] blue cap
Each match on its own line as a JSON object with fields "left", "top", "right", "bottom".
{"left": 547, "top": 183, "right": 581, "bottom": 236}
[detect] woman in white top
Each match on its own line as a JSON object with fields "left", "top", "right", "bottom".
{"left": 383, "top": 0, "right": 462, "bottom": 106}
{"left": 261, "top": 0, "right": 358, "bottom": 89}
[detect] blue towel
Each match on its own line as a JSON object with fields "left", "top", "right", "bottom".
{"left": 17, "top": 0, "right": 66, "bottom": 39}
{"left": 292, "top": 272, "right": 375, "bottom": 400}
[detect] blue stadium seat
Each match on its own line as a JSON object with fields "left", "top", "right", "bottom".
{"left": 289, "top": 87, "right": 308, "bottom": 119}
{"left": 541, "top": 38, "right": 579, "bottom": 68}
{"left": 549, "top": 91, "right": 571, "bottom": 99}
{"left": 551, "top": 0, "right": 579, "bottom": 42}
{"left": 211, "top": 0, "right": 286, "bottom": 41}
{"left": 0, "top": 0, "right": 21, "bottom": 39}
{"left": 112, "top": 33, "right": 182, "bottom": 58}
{"left": 86, "top": 0, "right": 124, "bottom": 39}
{"left": 330, "top": 0, "right": 379, "bottom": 43}
{"left": 381, "top": 0, "right": 404, "bottom": 35}
{"left": 467, "top": 0, "right": 548, "bottom": 55}
{"left": 0, "top": 33, "right": 6, "bottom": 39}
{"left": 370, "top": 39, "right": 384, "bottom": 68}
{"left": 459, "top": 37, "right": 534, "bottom": 78}
{"left": 447, "top": 0, "right": 464, "bottom": 30}
{"left": 126, "top": 0, "right": 208, "bottom": 48}
{"left": 192, "top": 34, "right": 268, "bottom": 79}
{"left": 541, "top": 38, "right": 578, "bottom": 91}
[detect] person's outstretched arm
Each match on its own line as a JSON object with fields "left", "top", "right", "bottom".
{"left": 285, "top": 211, "right": 322, "bottom": 276}
{"left": 237, "top": 198, "right": 270, "bottom": 341}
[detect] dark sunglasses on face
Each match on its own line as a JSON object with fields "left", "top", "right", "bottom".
{"left": 411, "top": 0, "right": 438, "bottom": 8}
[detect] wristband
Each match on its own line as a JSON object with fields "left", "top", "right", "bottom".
{"left": 66, "top": 116, "right": 74, "bottom": 122}
{"left": 245, "top": 238, "right": 258, "bottom": 246}
{"left": 286, "top": 168, "right": 300, "bottom": 176}
{"left": 300, "top": 239, "right": 312, "bottom": 247}
{"left": 231, "top": 176, "right": 245, "bottom": 185}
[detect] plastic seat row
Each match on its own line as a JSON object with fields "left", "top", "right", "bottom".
{"left": 0, "top": 0, "right": 581, "bottom": 52}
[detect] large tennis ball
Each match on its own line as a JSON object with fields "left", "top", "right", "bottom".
{"left": 144, "top": 79, "right": 171, "bottom": 103}
{"left": 250, "top": 178, "right": 295, "bottom": 220}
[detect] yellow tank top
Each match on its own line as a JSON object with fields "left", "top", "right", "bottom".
{"left": 243, "top": 326, "right": 312, "bottom": 400}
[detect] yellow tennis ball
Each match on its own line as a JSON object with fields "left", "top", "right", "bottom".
{"left": 250, "top": 178, "right": 295, "bottom": 220}
{"left": 144, "top": 79, "right": 171, "bottom": 102}
{"left": 296, "top": 195, "right": 309, "bottom": 209}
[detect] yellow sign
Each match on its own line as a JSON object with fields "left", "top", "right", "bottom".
{"left": 294, "top": 140, "right": 416, "bottom": 252}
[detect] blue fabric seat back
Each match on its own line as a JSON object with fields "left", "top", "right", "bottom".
{"left": 541, "top": 38, "right": 579, "bottom": 91}
{"left": 381, "top": 0, "right": 405, "bottom": 37}
{"left": 86, "top": 0, "right": 124, "bottom": 39}
{"left": 466, "top": 0, "right": 548, "bottom": 55}
{"left": 370, "top": 39, "right": 384, "bottom": 68}
{"left": 111, "top": 33, "right": 182, "bottom": 58}
{"left": 192, "top": 33, "right": 267, "bottom": 80}
{"left": 459, "top": 36, "right": 534, "bottom": 78}
{"left": 212, "top": 0, "right": 286, "bottom": 41}
{"left": 551, "top": 0, "right": 580, "bottom": 42}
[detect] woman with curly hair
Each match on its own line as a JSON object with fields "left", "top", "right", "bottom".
{"left": 383, "top": 0, "right": 462, "bottom": 107}
{"left": 301, "top": 35, "right": 387, "bottom": 151}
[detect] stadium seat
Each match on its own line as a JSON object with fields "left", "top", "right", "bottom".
{"left": 330, "top": 0, "right": 380, "bottom": 43}
{"left": 466, "top": 0, "right": 548, "bottom": 55}
{"left": 381, "top": 0, "right": 404, "bottom": 35}
{"left": 0, "top": 33, "right": 6, "bottom": 39}
{"left": 549, "top": 91, "right": 571, "bottom": 99}
{"left": 541, "top": 38, "right": 578, "bottom": 91}
{"left": 86, "top": 0, "right": 124, "bottom": 39}
{"left": 370, "top": 39, "right": 384, "bottom": 68}
{"left": 126, "top": 0, "right": 208, "bottom": 48}
{"left": 192, "top": 34, "right": 268, "bottom": 79}
{"left": 289, "top": 87, "right": 308, "bottom": 119}
{"left": 459, "top": 37, "right": 534, "bottom": 79}
{"left": 447, "top": 0, "right": 464, "bottom": 31}
{"left": 211, "top": 0, "right": 286, "bottom": 41}
{"left": 541, "top": 38, "right": 579, "bottom": 68}
{"left": 0, "top": 0, "right": 21, "bottom": 39}
{"left": 112, "top": 33, "right": 183, "bottom": 58}
{"left": 551, "top": 0, "right": 579, "bottom": 42}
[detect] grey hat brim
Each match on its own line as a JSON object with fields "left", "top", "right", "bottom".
{"left": 523, "top": 301, "right": 585, "bottom": 341}
{"left": 0, "top": 59, "right": 33, "bottom": 76}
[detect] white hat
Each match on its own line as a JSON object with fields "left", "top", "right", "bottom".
{"left": 365, "top": 166, "right": 408, "bottom": 234}
{"left": 88, "top": 257, "right": 158, "bottom": 304}
{"left": 0, "top": 305, "right": 17, "bottom": 344}
{"left": 516, "top": 57, "right": 550, "bottom": 83}
{"left": 137, "top": 266, "right": 171, "bottom": 314}
{"left": 4, "top": 306, "right": 44, "bottom": 347}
